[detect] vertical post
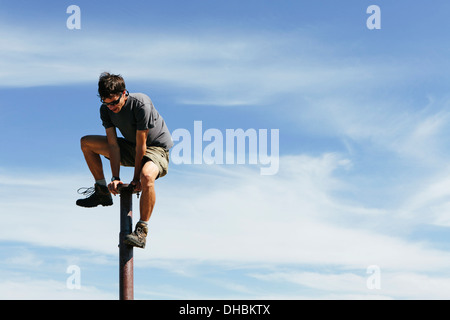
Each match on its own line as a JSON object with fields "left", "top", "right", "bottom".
{"left": 119, "top": 185, "right": 134, "bottom": 300}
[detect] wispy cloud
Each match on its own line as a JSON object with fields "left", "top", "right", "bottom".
{"left": 0, "top": 277, "right": 115, "bottom": 300}
{"left": 0, "top": 155, "right": 445, "bottom": 268}
{"left": 251, "top": 270, "right": 450, "bottom": 299}
{"left": 0, "top": 23, "right": 414, "bottom": 107}
{"left": 2, "top": 151, "right": 450, "bottom": 298}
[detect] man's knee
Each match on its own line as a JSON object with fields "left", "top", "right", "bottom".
{"left": 141, "top": 161, "right": 159, "bottom": 187}
{"left": 80, "top": 135, "right": 91, "bottom": 151}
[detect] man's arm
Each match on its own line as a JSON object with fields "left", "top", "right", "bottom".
{"left": 132, "top": 129, "right": 148, "bottom": 190}
{"left": 106, "top": 127, "right": 122, "bottom": 194}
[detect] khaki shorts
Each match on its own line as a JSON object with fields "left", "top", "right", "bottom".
{"left": 108, "top": 138, "right": 170, "bottom": 179}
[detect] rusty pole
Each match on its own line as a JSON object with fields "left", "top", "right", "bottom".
{"left": 119, "top": 184, "right": 134, "bottom": 300}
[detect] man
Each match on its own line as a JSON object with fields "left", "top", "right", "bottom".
{"left": 76, "top": 72, "right": 173, "bottom": 249}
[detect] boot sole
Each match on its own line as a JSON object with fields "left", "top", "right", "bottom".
{"left": 124, "top": 238, "right": 146, "bottom": 249}
{"left": 76, "top": 201, "right": 113, "bottom": 208}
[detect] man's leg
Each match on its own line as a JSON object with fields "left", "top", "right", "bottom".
{"left": 124, "top": 160, "right": 159, "bottom": 248}
{"left": 80, "top": 135, "right": 110, "bottom": 180}
{"left": 77, "top": 135, "right": 113, "bottom": 208}
{"left": 139, "top": 160, "right": 160, "bottom": 222}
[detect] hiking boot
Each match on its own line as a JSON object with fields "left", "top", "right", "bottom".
{"left": 76, "top": 183, "right": 113, "bottom": 208}
{"left": 124, "top": 222, "right": 148, "bottom": 248}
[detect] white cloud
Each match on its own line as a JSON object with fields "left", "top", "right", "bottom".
{"left": 1, "top": 151, "right": 450, "bottom": 299}
{"left": 250, "top": 270, "right": 450, "bottom": 299}
{"left": 397, "top": 166, "right": 450, "bottom": 227}
{"left": 292, "top": 92, "right": 450, "bottom": 171}
{"left": 0, "top": 277, "right": 115, "bottom": 300}
{"left": 0, "top": 24, "right": 411, "bottom": 108}
{"left": 2, "top": 153, "right": 450, "bottom": 275}
{"left": 5, "top": 249, "right": 43, "bottom": 268}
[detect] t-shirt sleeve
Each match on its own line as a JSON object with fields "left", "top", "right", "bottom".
{"left": 134, "top": 102, "right": 155, "bottom": 130}
{"left": 100, "top": 105, "right": 114, "bottom": 129}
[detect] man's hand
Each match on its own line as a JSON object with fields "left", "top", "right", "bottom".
{"left": 130, "top": 179, "right": 142, "bottom": 192}
{"left": 108, "top": 180, "right": 123, "bottom": 195}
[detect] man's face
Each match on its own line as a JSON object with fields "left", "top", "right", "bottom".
{"left": 103, "top": 91, "right": 127, "bottom": 113}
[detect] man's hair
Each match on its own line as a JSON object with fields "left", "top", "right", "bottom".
{"left": 98, "top": 72, "right": 126, "bottom": 100}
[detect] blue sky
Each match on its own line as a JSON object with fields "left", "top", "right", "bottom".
{"left": 2, "top": 0, "right": 450, "bottom": 300}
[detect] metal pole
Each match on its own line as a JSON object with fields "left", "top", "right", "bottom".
{"left": 119, "top": 184, "right": 134, "bottom": 300}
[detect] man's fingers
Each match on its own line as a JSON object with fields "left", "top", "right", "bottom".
{"left": 108, "top": 181, "right": 123, "bottom": 195}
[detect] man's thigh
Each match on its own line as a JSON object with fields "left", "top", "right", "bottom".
{"left": 143, "top": 147, "right": 170, "bottom": 179}
{"left": 81, "top": 135, "right": 110, "bottom": 157}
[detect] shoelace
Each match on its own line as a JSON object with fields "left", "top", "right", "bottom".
{"left": 77, "top": 186, "right": 95, "bottom": 197}
{"left": 77, "top": 186, "right": 140, "bottom": 198}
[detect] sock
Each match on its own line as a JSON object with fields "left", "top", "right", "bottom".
{"left": 96, "top": 179, "right": 107, "bottom": 186}
{"left": 139, "top": 220, "right": 148, "bottom": 225}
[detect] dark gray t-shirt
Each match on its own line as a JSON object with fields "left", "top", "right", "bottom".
{"left": 100, "top": 93, "right": 173, "bottom": 150}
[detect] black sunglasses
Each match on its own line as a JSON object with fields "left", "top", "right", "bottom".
{"left": 101, "top": 91, "right": 129, "bottom": 106}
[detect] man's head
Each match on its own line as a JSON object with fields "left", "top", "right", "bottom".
{"left": 98, "top": 72, "right": 128, "bottom": 113}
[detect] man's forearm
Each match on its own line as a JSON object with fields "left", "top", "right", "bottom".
{"left": 108, "top": 144, "right": 121, "bottom": 178}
